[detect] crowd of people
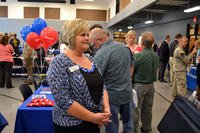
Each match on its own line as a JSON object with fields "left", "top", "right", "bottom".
{"left": 46, "top": 19, "right": 159, "bottom": 133}
{"left": 1, "top": 18, "right": 200, "bottom": 133}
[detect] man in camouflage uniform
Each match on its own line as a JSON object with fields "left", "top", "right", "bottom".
{"left": 172, "top": 36, "right": 197, "bottom": 98}
{"left": 23, "top": 44, "right": 35, "bottom": 85}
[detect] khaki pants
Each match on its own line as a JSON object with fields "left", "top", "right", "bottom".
{"left": 169, "top": 57, "right": 174, "bottom": 83}
{"left": 133, "top": 83, "right": 155, "bottom": 133}
{"left": 172, "top": 71, "right": 187, "bottom": 99}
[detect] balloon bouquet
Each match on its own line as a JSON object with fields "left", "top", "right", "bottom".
{"left": 20, "top": 18, "right": 58, "bottom": 75}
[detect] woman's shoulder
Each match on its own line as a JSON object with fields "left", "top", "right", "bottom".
{"left": 85, "top": 54, "right": 99, "bottom": 67}
{"left": 51, "top": 53, "right": 71, "bottom": 66}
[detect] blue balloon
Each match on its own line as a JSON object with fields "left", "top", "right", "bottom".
{"left": 20, "top": 25, "right": 32, "bottom": 42}
{"left": 32, "top": 18, "right": 47, "bottom": 35}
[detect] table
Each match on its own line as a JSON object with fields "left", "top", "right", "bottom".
{"left": 14, "top": 86, "right": 54, "bottom": 133}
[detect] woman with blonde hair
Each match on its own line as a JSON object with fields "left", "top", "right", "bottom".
{"left": 47, "top": 19, "right": 111, "bottom": 133}
{"left": 126, "top": 30, "right": 142, "bottom": 54}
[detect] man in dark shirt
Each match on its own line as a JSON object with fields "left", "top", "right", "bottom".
{"left": 133, "top": 32, "right": 159, "bottom": 133}
{"left": 89, "top": 28, "right": 134, "bottom": 133}
{"left": 159, "top": 35, "right": 170, "bottom": 82}
{"left": 169, "top": 33, "right": 182, "bottom": 83}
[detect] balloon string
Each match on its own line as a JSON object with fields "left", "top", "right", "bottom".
{"left": 35, "top": 48, "right": 45, "bottom": 75}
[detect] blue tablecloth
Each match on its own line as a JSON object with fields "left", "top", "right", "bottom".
{"left": 186, "top": 66, "right": 197, "bottom": 91}
{"left": 14, "top": 86, "right": 54, "bottom": 133}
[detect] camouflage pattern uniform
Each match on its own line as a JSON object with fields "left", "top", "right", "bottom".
{"left": 23, "top": 45, "right": 35, "bottom": 84}
{"left": 172, "top": 46, "right": 195, "bottom": 98}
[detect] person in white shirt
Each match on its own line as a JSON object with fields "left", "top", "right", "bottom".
{"left": 60, "top": 42, "right": 68, "bottom": 53}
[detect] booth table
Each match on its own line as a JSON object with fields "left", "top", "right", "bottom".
{"left": 14, "top": 86, "right": 54, "bottom": 133}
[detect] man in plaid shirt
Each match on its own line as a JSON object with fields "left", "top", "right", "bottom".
{"left": 188, "top": 88, "right": 200, "bottom": 110}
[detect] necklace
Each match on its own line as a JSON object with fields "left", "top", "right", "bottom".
{"left": 79, "top": 63, "right": 95, "bottom": 73}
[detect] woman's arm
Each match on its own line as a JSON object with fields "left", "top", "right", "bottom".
{"left": 67, "top": 101, "right": 110, "bottom": 126}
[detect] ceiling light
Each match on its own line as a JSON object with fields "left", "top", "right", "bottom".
{"left": 184, "top": 5, "right": 200, "bottom": 13}
{"left": 127, "top": 26, "right": 133, "bottom": 29}
{"left": 144, "top": 20, "right": 154, "bottom": 24}
{"left": 118, "top": 28, "right": 122, "bottom": 32}
{"left": 145, "top": 10, "right": 154, "bottom": 25}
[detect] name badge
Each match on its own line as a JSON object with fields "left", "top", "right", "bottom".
{"left": 69, "top": 65, "right": 79, "bottom": 72}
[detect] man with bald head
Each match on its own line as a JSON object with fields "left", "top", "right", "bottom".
{"left": 172, "top": 36, "right": 197, "bottom": 98}
{"left": 132, "top": 32, "right": 159, "bottom": 133}
{"left": 89, "top": 28, "right": 134, "bottom": 133}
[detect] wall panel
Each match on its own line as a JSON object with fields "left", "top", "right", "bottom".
{"left": 45, "top": 7, "right": 60, "bottom": 20}
{"left": 76, "top": 9, "right": 107, "bottom": 21}
{"left": 0, "top": 6, "right": 8, "bottom": 18}
{"left": 24, "top": 7, "right": 39, "bottom": 18}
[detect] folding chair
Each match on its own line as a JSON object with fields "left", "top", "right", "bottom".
{"left": 0, "top": 112, "right": 8, "bottom": 132}
{"left": 12, "top": 57, "right": 24, "bottom": 76}
{"left": 18, "top": 84, "right": 33, "bottom": 101}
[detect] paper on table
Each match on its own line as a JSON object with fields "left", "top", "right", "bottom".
{"left": 40, "top": 91, "right": 52, "bottom": 95}
{"left": 31, "top": 94, "right": 46, "bottom": 99}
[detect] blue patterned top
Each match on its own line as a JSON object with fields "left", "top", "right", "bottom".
{"left": 47, "top": 53, "right": 105, "bottom": 126}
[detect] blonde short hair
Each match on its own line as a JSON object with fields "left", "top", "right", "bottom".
{"left": 61, "top": 19, "right": 89, "bottom": 49}
{"left": 126, "top": 30, "right": 136, "bottom": 39}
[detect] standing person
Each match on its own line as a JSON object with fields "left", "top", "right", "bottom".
{"left": 132, "top": 32, "right": 159, "bottom": 133}
{"left": 158, "top": 35, "right": 170, "bottom": 82}
{"left": 188, "top": 87, "right": 200, "bottom": 110}
{"left": 85, "top": 24, "right": 103, "bottom": 56}
{"left": 89, "top": 28, "right": 134, "bottom": 133}
{"left": 126, "top": 30, "right": 142, "bottom": 54}
{"left": 169, "top": 33, "right": 182, "bottom": 84}
{"left": 152, "top": 43, "right": 158, "bottom": 53}
{"left": 23, "top": 44, "right": 35, "bottom": 85}
{"left": 47, "top": 19, "right": 111, "bottom": 133}
{"left": 195, "top": 39, "right": 200, "bottom": 88}
{"left": 59, "top": 41, "right": 68, "bottom": 53}
{"left": 0, "top": 35, "right": 14, "bottom": 88}
{"left": 172, "top": 36, "right": 197, "bottom": 98}
{"left": 9, "top": 33, "right": 20, "bottom": 57}
{"left": 197, "top": 56, "right": 200, "bottom": 85}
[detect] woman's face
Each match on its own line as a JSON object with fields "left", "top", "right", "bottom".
{"left": 74, "top": 29, "right": 90, "bottom": 52}
{"left": 126, "top": 35, "right": 136, "bottom": 45}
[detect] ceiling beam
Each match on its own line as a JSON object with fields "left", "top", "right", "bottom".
{"left": 147, "top": 4, "right": 182, "bottom": 11}
{"left": 107, "top": 0, "right": 157, "bottom": 28}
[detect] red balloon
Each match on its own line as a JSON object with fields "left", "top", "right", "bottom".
{"left": 40, "top": 27, "right": 58, "bottom": 50}
{"left": 26, "top": 32, "right": 41, "bottom": 50}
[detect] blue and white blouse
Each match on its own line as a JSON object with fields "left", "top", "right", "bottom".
{"left": 47, "top": 53, "right": 105, "bottom": 126}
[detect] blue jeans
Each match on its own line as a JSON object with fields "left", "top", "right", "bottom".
{"left": 105, "top": 102, "right": 134, "bottom": 133}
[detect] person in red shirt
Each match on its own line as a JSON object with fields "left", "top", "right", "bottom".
{"left": 126, "top": 30, "right": 142, "bottom": 54}
{"left": 0, "top": 35, "right": 14, "bottom": 88}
